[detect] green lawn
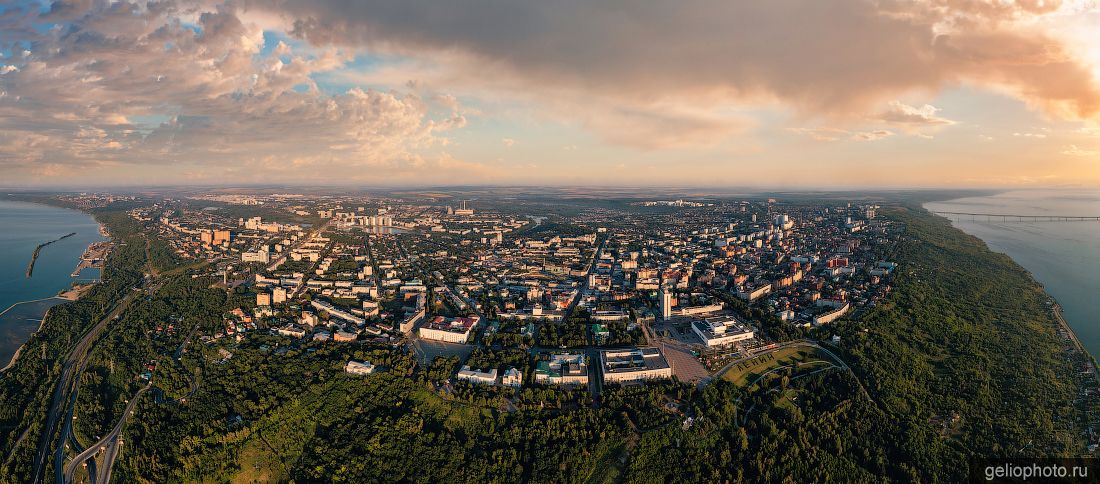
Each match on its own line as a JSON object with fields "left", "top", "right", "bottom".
{"left": 721, "top": 345, "right": 838, "bottom": 388}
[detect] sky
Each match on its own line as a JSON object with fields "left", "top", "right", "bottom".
{"left": 2, "top": 0, "right": 1100, "bottom": 189}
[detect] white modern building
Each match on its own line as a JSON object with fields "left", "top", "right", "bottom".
{"left": 692, "top": 315, "right": 755, "bottom": 347}
{"left": 600, "top": 347, "right": 672, "bottom": 384}
{"left": 659, "top": 287, "right": 673, "bottom": 321}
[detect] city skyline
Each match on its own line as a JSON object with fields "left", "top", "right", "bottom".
{"left": 3, "top": 0, "right": 1100, "bottom": 188}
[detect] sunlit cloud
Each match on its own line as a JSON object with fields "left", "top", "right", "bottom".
{"left": 2, "top": 0, "right": 1100, "bottom": 186}
{"left": 1063, "top": 145, "right": 1100, "bottom": 157}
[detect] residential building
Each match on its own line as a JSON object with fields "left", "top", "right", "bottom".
{"left": 659, "top": 287, "right": 673, "bottom": 321}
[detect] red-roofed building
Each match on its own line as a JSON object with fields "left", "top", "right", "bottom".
{"left": 419, "top": 315, "right": 481, "bottom": 343}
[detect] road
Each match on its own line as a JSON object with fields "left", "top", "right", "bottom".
{"left": 30, "top": 280, "right": 151, "bottom": 484}
{"left": 562, "top": 234, "right": 607, "bottom": 321}
{"left": 263, "top": 219, "right": 334, "bottom": 273}
{"left": 562, "top": 235, "right": 606, "bottom": 401}
{"left": 63, "top": 381, "right": 152, "bottom": 484}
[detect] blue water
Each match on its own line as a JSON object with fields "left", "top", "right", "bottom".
{"left": 926, "top": 190, "right": 1100, "bottom": 357}
{"left": 0, "top": 200, "right": 105, "bottom": 365}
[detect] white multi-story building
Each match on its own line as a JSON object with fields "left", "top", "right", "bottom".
{"left": 659, "top": 287, "right": 673, "bottom": 321}
{"left": 692, "top": 315, "right": 755, "bottom": 347}
{"left": 600, "top": 347, "right": 672, "bottom": 384}
{"left": 456, "top": 366, "right": 497, "bottom": 385}
{"left": 813, "top": 302, "right": 850, "bottom": 325}
{"left": 418, "top": 316, "right": 479, "bottom": 344}
{"left": 242, "top": 249, "right": 270, "bottom": 264}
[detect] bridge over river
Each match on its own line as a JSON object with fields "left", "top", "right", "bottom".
{"left": 930, "top": 211, "right": 1100, "bottom": 222}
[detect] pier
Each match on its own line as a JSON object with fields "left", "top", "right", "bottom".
{"left": 930, "top": 211, "right": 1100, "bottom": 223}
{"left": 70, "top": 241, "right": 111, "bottom": 277}
{"left": 26, "top": 233, "right": 77, "bottom": 278}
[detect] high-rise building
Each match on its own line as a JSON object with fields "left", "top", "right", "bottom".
{"left": 272, "top": 287, "right": 287, "bottom": 304}
{"left": 213, "top": 230, "right": 232, "bottom": 245}
{"left": 659, "top": 286, "right": 673, "bottom": 321}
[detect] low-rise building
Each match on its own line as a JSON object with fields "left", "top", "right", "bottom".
{"left": 345, "top": 360, "right": 376, "bottom": 375}
{"left": 501, "top": 367, "right": 523, "bottom": 388}
{"left": 534, "top": 353, "right": 588, "bottom": 386}
{"left": 692, "top": 315, "right": 755, "bottom": 347}
{"left": 737, "top": 284, "right": 772, "bottom": 301}
{"left": 600, "top": 347, "right": 672, "bottom": 384}
{"left": 456, "top": 365, "right": 498, "bottom": 385}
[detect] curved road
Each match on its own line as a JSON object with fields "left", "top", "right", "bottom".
{"left": 63, "top": 381, "right": 151, "bottom": 484}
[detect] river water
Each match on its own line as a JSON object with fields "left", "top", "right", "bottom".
{"left": 0, "top": 200, "right": 105, "bottom": 366}
{"left": 925, "top": 190, "right": 1100, "bottom": 357}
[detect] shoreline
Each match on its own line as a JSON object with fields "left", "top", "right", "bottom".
{"left": 1050, "top": 300, "right": 1100, "bottom": 377}
{"left": 0, "top": 298, "right": 66, "bottom": 372}
{"left": 0, "top": 200, "right": 110, "bottom": 373}
{"left": 922, "top": 199, "right": 1100, "bottom": 361}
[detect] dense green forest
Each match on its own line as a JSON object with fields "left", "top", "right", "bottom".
{"left": 0, "top": 204, "right": 1088, "bottom": 482}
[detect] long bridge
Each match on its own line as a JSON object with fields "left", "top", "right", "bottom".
{"left": 930, "top": 211, "right": 1100, "bottom": 222}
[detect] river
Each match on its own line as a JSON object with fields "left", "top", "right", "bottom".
{"left": 0, "top": 200, "right": 106, "bottom": 367}
{"left": 925, "top": 190, "right": 1100, "bottom": 357}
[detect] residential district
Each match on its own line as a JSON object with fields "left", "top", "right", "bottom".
{"left": 94, "top": 192, "right": 901, "bottom": 396}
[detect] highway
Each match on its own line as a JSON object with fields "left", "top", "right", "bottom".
{"left": 63, "top": 381, "right": 152, "bottom": 484}
{"left": 30, "top": 280, "right": 150, "bottom": 484}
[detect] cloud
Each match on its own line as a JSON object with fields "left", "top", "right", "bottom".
{"left": 258, "top": 0, "right": 1100, "bottom": 122}
{"left": 502, "top": 138, "right": 515, "bottom": 147}
{"left": 1062, "top": 144, "right": 1100, "bottom": 156}
{"left": 877, "top": 101, "right": 955, "bottom": 127}
{"left": 850, "top": 129, "right": 895, "bottom": 141}
{"left": 0, "top": 1, "right": 466, "bottom": 183}
{"left": 790, "top": 127, "right": 894, "bottom": 142}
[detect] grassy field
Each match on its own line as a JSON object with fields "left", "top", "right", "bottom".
{"left": 721, "top": 345, "right": 839, "bottom": 389}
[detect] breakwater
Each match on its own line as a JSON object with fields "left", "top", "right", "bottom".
{"left": 26, "top": 232, "right": 76, "bottom": 278}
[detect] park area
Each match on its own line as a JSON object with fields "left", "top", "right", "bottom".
{"left": 721, "top": 344, "right": 843, "bottom": 389}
